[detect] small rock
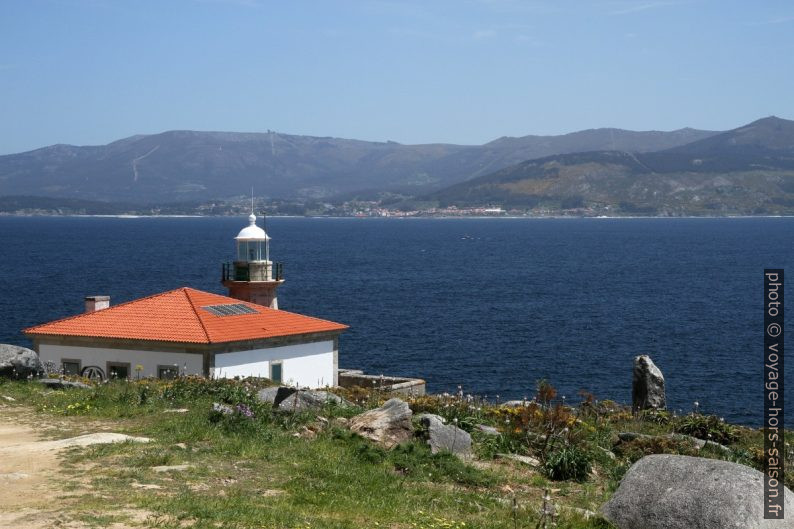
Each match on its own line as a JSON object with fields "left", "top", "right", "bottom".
{"left": 598, "top": 447, "right": 616, "bottom": 460}
{"left": 132, "top": 483, "right": 163, "bottom": 490}
{"left": 2, "top": 395, "right": 15, "bottom": 402}
{"left": 163, "top": 408, "right": 189, "bottom": 413}
{"left": 526, "top": 431, "right": 547, "bottom": 443}
{"left": 296, "top": 426, "right": 316, "bottom": 439}
{"left": 632, "top": 355, "right": 666, "bottom": 411}
{"left": 418, "top": 414, "right": 472, "bottom": 459}
{"left": 47, "top": 433, "right": 151, "bottom": 449}
{"left": 416, "top": 412, "right": 446, "bottom": 424}
{"left": 349, "top": 398, "right": 413, "bottom": 449}
{"left": 502, "top": 400, "right": 530, "bottom": 407}
{"left": 212, "top": 402, "right": 234, "bottom": 415}
{"left": 0, "top": 472, "right": 29, "bottom": 480}
{"left": 276, "top": 388, "right": 350, "bottom": 412}
{"left": 476, "top": 424, "right": 500, "bottom": 436}
{"left": 565, "top": 507, "right": 597, "bottom": 520}
{"left": 617, "top": 432, "right": 649, "bottom": 443}
{"left": 152, "top": 464, "right": 192, "bottom": 473}
{"left": 174, "top": 443, "right": 188, "bottom": 450}
{"left": 616, "top": 432, "right": 732, "bottom": 454}
{"left": 261, "top": 489, "right": 285, "bottom": 497}
{"left": 496, "top": 453, "right": 540, "bottom": 467}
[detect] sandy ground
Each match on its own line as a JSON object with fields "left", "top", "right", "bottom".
{"left": 0, "top": 404, "right": 149, "bottom": 528}
{"left": 0, "top": 409, "right": 60, "bottom": 527}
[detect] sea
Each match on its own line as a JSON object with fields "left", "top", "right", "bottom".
{"left": 0, "top": 215, "right": 791, "bottom": 426}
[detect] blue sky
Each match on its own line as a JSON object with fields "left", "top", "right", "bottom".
{"left": 1, "top": 0, "right": 793, "bottom": 154}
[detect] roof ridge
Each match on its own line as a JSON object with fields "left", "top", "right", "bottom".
{"left": 253, "top": 303, "right": 348, "bottom": 327}
{"left": 23, "top": 287, "right": 191, "bottom": 334}
{"left": 183, "top": 288, "right": 214, "bottom": 343}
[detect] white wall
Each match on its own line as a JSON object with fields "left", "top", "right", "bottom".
{"left": 212, "top": 340, "right": 334, "bottom": 388}
{"left": 38, "top": 344, "right": 203, "bottom": 379}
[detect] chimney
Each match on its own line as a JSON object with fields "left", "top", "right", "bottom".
{"left": 84, "top": 295, "right": 110, "bottom": 313}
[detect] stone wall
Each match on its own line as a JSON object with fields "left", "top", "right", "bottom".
{"left": 337, "top": 369, "right": 426, "bottom": 396}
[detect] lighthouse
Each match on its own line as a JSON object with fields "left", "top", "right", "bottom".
{"left": 221, "top": 213, "right": 284, "bottom": 309}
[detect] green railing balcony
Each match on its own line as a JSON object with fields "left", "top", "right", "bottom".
{"left": 222, "top": 262, "right": 283, "bottom": 282}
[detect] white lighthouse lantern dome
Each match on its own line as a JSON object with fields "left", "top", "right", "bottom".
{"left": 235, "top": 213, "right": 270, "bottom": 241}
{"left": 235, "top": 213, "right": 270, "bottom": 262}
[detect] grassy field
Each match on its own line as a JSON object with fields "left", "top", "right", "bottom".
{"left": 0, "top": 377, "right": 786, "bottom": 529}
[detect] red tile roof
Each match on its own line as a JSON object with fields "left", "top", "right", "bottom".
{"left": 24, "top": 287, "right": 347, "bottom": 344}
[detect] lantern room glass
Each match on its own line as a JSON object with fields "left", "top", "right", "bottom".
{"left": 237, "top": 240, "right": 266, "bottom": 261}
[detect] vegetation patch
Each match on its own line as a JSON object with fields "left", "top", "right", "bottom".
{"left": 1, "top": 375, "right": 790, "bottom": 527}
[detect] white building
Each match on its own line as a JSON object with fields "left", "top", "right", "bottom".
{"left": 24, "top": 215, "right": 348, "bottom": 387}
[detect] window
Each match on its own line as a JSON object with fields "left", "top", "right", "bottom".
{"left": 61, "top": 360, "right": 81, "bottom": 376}
{"left": 270, "top": 362, "right": 283, "bottom": 384}
{"left": 107, "top": 362, "right": 130, "bottom": 380}
{"left": 158, "top": 365, "right": 179, "bottom": 380}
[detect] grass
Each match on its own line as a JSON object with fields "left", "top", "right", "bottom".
{"left": 0, "top": 376, "right": 788, "bottom": 528}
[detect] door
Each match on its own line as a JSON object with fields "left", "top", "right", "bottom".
{"left": 269, "top": 362, "right": 282, "bottom": 384}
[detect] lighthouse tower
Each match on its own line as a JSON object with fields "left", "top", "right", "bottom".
{"left": 221, "top": 213, "right": 284, "bottom": 309}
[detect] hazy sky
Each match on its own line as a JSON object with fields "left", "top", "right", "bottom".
{"left": 1, "top": 0, "right": 793, "bottom": 154}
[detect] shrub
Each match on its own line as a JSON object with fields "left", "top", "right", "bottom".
{"left": 407, "top": 394, "right": 491, "bottom": 433}
{"left": 475, "top": 430, "right": 523, "bottom": 460}
{"left": 208, "top": 402, "right": 270, "bottom": 435}
{"left": 162, "top": 376, "right": 268, "bottom": 405}
{"left": 674, "top": 414, "right": 739, "bottom": 445}
{"left": 536, "top": 379, "right": 557, "bottom": 406}
{"left": 542, "top": 445, "right": 592, "bottom": 482}
{"left": 638, "top": 409, "right": 671, "bottom": 425}
{"left": 614, "top": 436, "right": 699, "bottom": 463}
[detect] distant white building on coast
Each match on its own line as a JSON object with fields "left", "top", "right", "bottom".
{"left": 24, "top": 214, "right": 347, "bottom": 387}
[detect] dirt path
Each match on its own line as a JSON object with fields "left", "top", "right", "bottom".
{"left": 0, "top": 405, "right": 149, "bottom": 528}
{"left": 0, "top": 407, "right": 66, "bottom": 528}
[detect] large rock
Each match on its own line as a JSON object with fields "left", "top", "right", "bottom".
{"left": 417, "top": 413, "right": 472, "bottom": 459}
{"left": 349, "top": 398, "right": 413, "bottom": 449}
{"left": 0, "top": 344, "right": 43, "bottom": 379}
{"left": 274, "top": 387, "right": 349, "bottom": 412}
{"left": 602, "top": 455, "right": 794, "bottom": 529}
{"left": 38, "top": 378, "right": 91, "bottom": 389}
{"left": 256, "top": 386, "right": 282, "bottom": 404}
{"left": 632, "top": 355, "right": 665, "bottom": 411}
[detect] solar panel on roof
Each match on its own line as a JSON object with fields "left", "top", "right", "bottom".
{"left": 202, "top": 303, "right": 259, "bottom": 317}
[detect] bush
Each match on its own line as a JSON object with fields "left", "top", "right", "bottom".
{"left": 208, "top": 402, "right": 271, "bottom": 435}
{"left": 674, "top": 414, "right": 739, "bottom": 445}
{"left": 390, "top": 442, "right": 495, "bottom": 487}
{"left": 638, "top": 409, "right": 671, "bottom": 425}
{"left": 543, "top": 445, "right": 592, "bottom": 482}
{"left": 162, "top": 376, "right": 269, "bottom": 405}
{"left": 614, "top": 436, "right": 699, "bottom": 463}
{"left": 474, "top": 430, "right": 523, "bottom": 460}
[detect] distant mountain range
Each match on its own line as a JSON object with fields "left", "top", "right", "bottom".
{"left": 426, "top": 117, "right": 794, "bottom": 215}
{"left": 2, "top": 117, "right": 794, "bottom": 216}
{"left": 0, "top": 126, "right": 716, "bottom": 203}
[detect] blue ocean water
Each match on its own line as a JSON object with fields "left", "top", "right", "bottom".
{"left": 0, "top": 216, "right": 791, "bottom": 426}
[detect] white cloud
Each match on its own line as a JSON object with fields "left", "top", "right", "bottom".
{"left": 757, "top": 15, "right": 794, "bottom": 25}
{"left": 473, "top": 29, "right": 497, "bottom": 39}
{"left": 192, "top": 0, "right": 262, "bottom": 7}
{"left": 609, "top": 1, "right": 681, "bottom": 16}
